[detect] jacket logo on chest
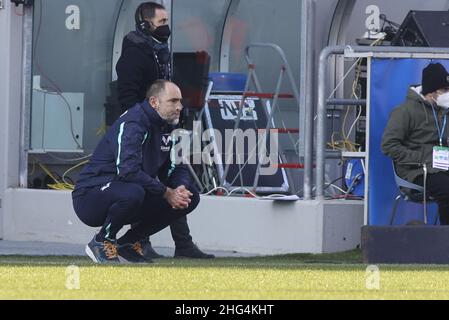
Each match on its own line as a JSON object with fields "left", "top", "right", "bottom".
{"left": 161, "top": 134, "right": 172, "bottom": 152}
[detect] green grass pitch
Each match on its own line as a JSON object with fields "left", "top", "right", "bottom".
{"left": 1, "top": 250, "right": 449, "bottom": 299}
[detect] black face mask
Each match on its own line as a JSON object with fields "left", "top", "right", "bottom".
{"left": 152, "top": 24, "right": 171, "bottom": 43}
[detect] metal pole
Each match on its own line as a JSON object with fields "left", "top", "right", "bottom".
{"left": 327, "top": 99, "right": 366, "bottom": 106}
{"left": 342, "top": 45, "right": 449, "bottom": 56}
{"left": 219, "top": 0, "right": 240, "bottom": 72}
{"left": 302, "top": 0, "right": 314, "bottom": 199}
{"left": 316, "top": 46, "right": 344, "bottom": 199}
{"left": 19, "top": 4, "right": 34, "bottom": 188}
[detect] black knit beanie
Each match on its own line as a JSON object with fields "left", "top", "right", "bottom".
{"left": 422, "top": 63, "right": 449, "bottom": 95}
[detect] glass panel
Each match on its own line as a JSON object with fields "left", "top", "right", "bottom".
{"left": 31, "top": 0, "right": 123, "bottom": 152}
{"left": 172, "top": 0, "right": 231, "bottom": 71}
{"left": 175, "top": 0, "right": 300, "bottom": 102}
{"left": 228, "top": 0, "right": 302, "bottom": 92}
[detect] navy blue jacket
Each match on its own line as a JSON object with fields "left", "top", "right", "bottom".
{"left": 74, "top": 100, "right": 192, "bottom": 195}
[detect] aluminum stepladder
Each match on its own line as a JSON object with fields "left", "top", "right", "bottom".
{"left": 221, "top": 43, "right": 302, "bottom": 194}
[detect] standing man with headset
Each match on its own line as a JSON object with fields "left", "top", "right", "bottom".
{"left": 115, "top": 1, "right": 214, "bottom": 259}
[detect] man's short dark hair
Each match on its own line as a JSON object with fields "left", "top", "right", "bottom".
{"left": 147, "top": 79, "right": 169, "bottom": 99}
{"left": 139, "top": 2, "right": 166, "bottom": 20}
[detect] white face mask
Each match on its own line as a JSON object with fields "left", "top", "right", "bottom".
{"left": 435, "top": 92, "right": 449, "bottom": 109}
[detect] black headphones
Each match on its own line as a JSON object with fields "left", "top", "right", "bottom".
{"left": 135, "top": 4, "right": 151, "bottom": 35}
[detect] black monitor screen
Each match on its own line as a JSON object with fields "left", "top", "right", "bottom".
{"left": 172, "top": 51, "right": 210, "bottom": 109}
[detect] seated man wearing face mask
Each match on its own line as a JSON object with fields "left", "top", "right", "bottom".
{"left": 382, "top": 62, "right": 449, "bottom": 225}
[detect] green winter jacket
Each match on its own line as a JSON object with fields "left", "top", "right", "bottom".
{"left": 381, "top": 86, "right": 449, "bottom": 183}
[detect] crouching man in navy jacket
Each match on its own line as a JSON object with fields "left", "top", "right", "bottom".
{"left": 72, "top": 80, "right": 200, "bottom": 263}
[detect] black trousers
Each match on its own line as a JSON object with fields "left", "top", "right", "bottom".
{"left": 414, "top": 171, "right": 449, "bottom": 225}
{"left": 72, "top": 181, "right": 200, "bottom": 244}
{"left": 136, "top": 214, "right": 194, "bottom": 249}
{"left": 166, "top": 215, "right": 193, "bottom": 249}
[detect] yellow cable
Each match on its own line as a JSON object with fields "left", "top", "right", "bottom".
{"left": 62, "top": 159, "right": 90, "bottom": 189}
{"left": 328, "top": 35, "right": 385, "bottom": 153}
{"left": 36, "top": 162, "right": 60, "bottom": 185}
{"left": 31, "top": 156, "right": 90, "bottom": 191}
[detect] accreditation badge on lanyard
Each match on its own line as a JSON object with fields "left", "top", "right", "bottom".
{"left": 432, "top": 106, "right": 449, "bottom": 170}
{"left": 433, "top": 146, "right": 449, "bottom": 170}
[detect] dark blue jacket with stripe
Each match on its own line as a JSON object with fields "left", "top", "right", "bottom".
{"left": 73, "top": 100, "right": 192, "bottom": 196}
